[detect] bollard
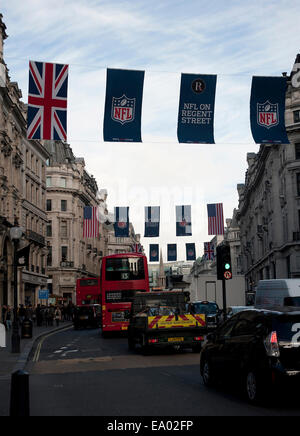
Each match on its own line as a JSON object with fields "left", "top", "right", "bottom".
{"left": 10, "top": 370, "right": 30, "bottom": 416}
{"left": 21, "top": 319, "right": 33, "bottom": 339}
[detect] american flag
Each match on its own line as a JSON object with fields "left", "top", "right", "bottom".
{"left": 83, "top": 207, "right": 99, "bottom": 238}
{"left": 204, "top": 242, "right": 215, "bottom": 261}
{"left": 27, "top": 60, "right": 69, "bottom": 141}
{"left": 207, "top": 203, "right": 224, "bottom": 235}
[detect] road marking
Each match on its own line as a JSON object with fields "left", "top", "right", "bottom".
{"left": 32, "top": 326, "right": 73, "bottom": 363}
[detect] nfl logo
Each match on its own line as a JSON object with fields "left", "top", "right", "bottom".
{"left": 118, "top": 221, "right": 127, "bottom": 228}
{"left": 257, "top": 101, "right": 279, "bottom": 129}
{"left": 112, "top": 95, "right": 135, "bottom": 125}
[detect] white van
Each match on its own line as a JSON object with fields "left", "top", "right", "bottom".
{"left": 255, "top": 279, "right": 300, "bottom": 308}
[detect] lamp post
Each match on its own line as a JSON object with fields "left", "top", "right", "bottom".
{"left": 10, "top": 225, "right": 23, "bottom": 354}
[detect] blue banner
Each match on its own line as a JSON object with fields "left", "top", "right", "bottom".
{"left": 144, "top": 206, "right": 160, "bottom": 237}
{"left": 186, "top": 243, "right": 196, "bottom": 261}
{"left": 167, "top": 244, "right": 177, "bottom": 262}
{"left": 250, "top": 76, "right": 289, "bottom": 144}
{"left": 176, "top": 205, "right": 192, "bottom": 236}
{"left": 114, "top": 207, "right": 129, "bottom": 237}
{"left": 177, "top": 74, "right": 217, "bottom": 144}
{"left": 103, "top": 68, "right": 145, "bottom": 142}
{"left": 149, "top": 244, "right": 159, "bottom": 262}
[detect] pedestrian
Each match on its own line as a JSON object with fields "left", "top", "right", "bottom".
{"left": 54, "top": 306, "right": 61, "bottom": 327}
{"left": 36, "top": 304, "right": 43, "bottom": 327}
{"left": 18, "top": 304, "right": 26, "bottom": 324}
{"left": 5, "top": 306, "right": 12, "bottom": 331}
{"left": 1, "top": 305, "right": 7, "bottom": 325}
{"left": 32, "top": 306, "right": 37, "bottom": 325}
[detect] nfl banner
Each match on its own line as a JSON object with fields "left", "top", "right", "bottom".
{"left": 144, "top": 206, "right": 160, "bottom": 237}
{"left": 177, "top": 73, "right": 217, "bottom": 144}
{"left": 103, "top": 68, "right": 145, "bottom": 142}
{"left": 250, "top": 76, "right": 289, "bottom": 144}
{"left": 204, "top": 242, "right": 215, "bottom": 261}
{"left": 186, "top": 243, "right": 196, "bottom": 261}
{"left": 149, "top": 244, "right": 159, "bottom": 262}
{"left": 27, "top": 60, "right": 69, "bottom": 141}
{"left": 167, "top": 244, "right": 177, "bottom": 262}
{"left": 114, "top": 207, "right": 129, "bottom": 237}
{"left": 176, "top": 205, "right": 192, "bottom": 236}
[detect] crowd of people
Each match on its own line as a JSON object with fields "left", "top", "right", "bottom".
{"left": 1, "top": 302, "right": 76, "bottom": 331}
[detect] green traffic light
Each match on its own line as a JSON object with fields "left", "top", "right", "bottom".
{"left": 225, "top": 263, "right": 231, "bottom": 270}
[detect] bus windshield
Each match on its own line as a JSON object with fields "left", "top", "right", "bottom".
{"left": 105, "top": 257, "right": 145, "bottom": 281}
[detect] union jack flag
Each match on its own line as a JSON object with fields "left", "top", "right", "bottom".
{"left": 27, "top": 60, "right": 69, "bottom": 141}
{"left": 132, "top": 243, "right": 143, "bottom": 253}
{"left": 204, "top": 242, "right": 215, "bottom": 261}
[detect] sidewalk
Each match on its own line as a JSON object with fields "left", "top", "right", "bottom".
{"left": 0, "top": 321, "right": 73, "bottom": 377}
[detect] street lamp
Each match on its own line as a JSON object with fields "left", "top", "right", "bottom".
{"left": 10, "top": 224, "right": 23, "bottom": 353}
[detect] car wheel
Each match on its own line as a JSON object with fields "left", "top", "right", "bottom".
{"left": 201, "top": 358, "right": 214, "bottom": 387}
{"left": 245, "top": 370, "right": 264, "bottom": 404}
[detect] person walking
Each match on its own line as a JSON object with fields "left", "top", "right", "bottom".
{"left": 54, "top": 306, "right": 61, "bottom": 327}
{"left": 5, "top": 306, "right": 12, "bottom": 331}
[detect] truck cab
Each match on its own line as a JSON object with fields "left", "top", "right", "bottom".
{"left": 128, "top": 290, "right": 206, "bottom": 354}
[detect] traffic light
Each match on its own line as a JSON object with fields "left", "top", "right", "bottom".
{"left": 217, "top": 244, "right": 232, "bottom": 280}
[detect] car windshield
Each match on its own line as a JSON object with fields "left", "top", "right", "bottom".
{"left": 284, "top": 297, "right": 300, "bottom": 307}
{"left": 193, "top": 302, "right": 218, "bottom": 315}
{"left": 148, "top": 306, "right": 178, "bottom": 316}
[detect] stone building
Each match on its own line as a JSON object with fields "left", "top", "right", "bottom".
{"left": 106, "top": 223, "right": 141, "bottom": 256}
{"left": 237, "top": 55, "right": 300, "bottom": 297}
{"left": 44, "top": 140, "right": 108, "bottom": 303}
{"left": 0, "top": 14, "right": 50, "bottom": 307}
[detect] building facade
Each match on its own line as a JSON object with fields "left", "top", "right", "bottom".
{"left": 237, "top": 56, "right": 300, "bottom": 297}
{"left": 0, "top": 14, "right": 50, "bottom": 307}
{"left": 44, "top": 141, "right": 108, "bottom": 303}
{"left": 106, "top": 223, "right": 141, "bottom": 256}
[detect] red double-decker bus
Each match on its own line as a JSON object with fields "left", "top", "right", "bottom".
{"left": 76, "top": 277, "right": 101, "bottom": 306}
{"left": 101, "top": 253, "right": 149, "bottom": 334}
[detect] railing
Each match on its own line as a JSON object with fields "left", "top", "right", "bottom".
{"left": 26, "top": 229, "right": 45, "bottom": 246}
{"left": 60, "top": 261, "right": 74, "bottom": 268}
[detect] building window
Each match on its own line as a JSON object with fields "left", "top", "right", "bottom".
{"left": 47, "top": 247, "right": 52, "bottom": 267}
{"left": 60, "top": 220, "right": 68, "bottom": 238}
{"left": 294, "top": 110, "right": 300, "bottom": 124}
{"left": 297, "top": 174, "right": 300, "bottom": 196}
{"left": 60, "top": 177, "right": 66, "bottom": 188}
{"left": 61, "top": 200, "right": 67, "bottom": 211}
{"left": 46, "top": 177, "right": 52, "bottom": 187}
{"left": 46, "top": 222, "right": 52, "bottom": 237}
{"left": 46, "top": 199, "right": 52, "bottom": 211}
{"left": 61, "top": 246, "right": 68, "bottom": 262}
{"left": 295, "top": 144, "right": 300, "bottom": 160}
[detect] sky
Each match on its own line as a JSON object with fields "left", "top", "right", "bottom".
{"left": 1, "top": 0, "right": 300, "bottom": 262}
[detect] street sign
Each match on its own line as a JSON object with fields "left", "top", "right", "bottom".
{"left": 0, "top": 323, "right": 6, "bottom": 347}
{"left": 38, "top": 289, "right": 49, "bottom": 300}
{"left": 224, "top": 271, "right": 232, "bottom": 280}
